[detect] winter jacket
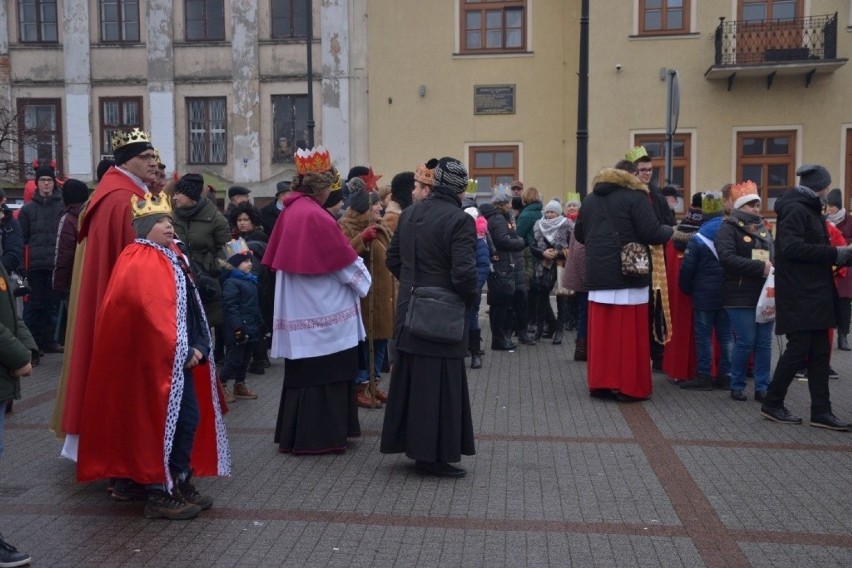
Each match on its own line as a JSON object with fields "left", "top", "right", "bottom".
{"left": 0, "top": 264, "right": 37, "bottom": 402}
{"left": 679, "top": 215, "right": 725, "bottom": 311}
{"left": 474, "top": 237, "right": 490, "bottom": 289}
{"left": 714, "top": 211, "right": 774, "bottom": 308}
{"left": 480, "top": 203, "right": 527, "bottom": 290}
{"left": 52, "top": 202, "right": 84, "bottom": 295}
{"left": 530, "top": 217, "right": 569, "bottom": 287}
{"left": 773, "top": 187, "right": 839, "bottom": 334}
{"left": 0, "top": 204, "right": 24, "bottom": 274}
{"left": 259, "top": 199, "right": 282, "bottom": 236}
{"left": 574, "top": 168, "right": 673, "bottom": 290}
{"left": 386, "top": 186, "right": 478, "bottom": 358}
{"left": 649, "top": 184, "right": 677, "bottom": 227}
{"left": 221, "top": 270, "right": 264, "bottom": 344}
{"left": 516, "top": 201, "right": 542, "bottom": 247}
{"left": 19, "top": 190, "right": 65, "bottom": 271}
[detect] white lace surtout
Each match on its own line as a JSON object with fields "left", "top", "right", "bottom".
{"left": 588, "top": 286, "right": 649, "bottom": 306}
{"left": 271, "top": 256, "right": 372, "bottom": 360}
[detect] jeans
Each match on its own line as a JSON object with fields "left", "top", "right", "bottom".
{"left": 765, "top": 330, "right": 832, "bottom": 416}
{"left": 0, "top": 399, "right": 7, "bottom": 459}
{"left": 170, "top": 370, "right": 200, "bottom": 478}
{"left": 356, "top": 338, "right": 388, "bottom": 384}
{"left": 221, "top": 340, "right": 254, "bottom": 384}
{"left": 726, "top": 307, "right": 774, "bottom": 392}
{"left": 693, "top": 308, "right": 733, "bottom": 378}
{"left": 576, "top": 292, "right": 589, "bottom": 340}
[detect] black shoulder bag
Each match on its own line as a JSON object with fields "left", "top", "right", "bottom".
{"left": 403, "top": 216, "right": 467, "bottom": 343}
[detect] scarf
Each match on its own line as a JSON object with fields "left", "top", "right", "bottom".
{"left": 730, "top": 208, "right": 771, "bottom": 241}
{"left": 828, "top": 208, "right": 846, "bottom": 226}
{"left": 535, "top": 215, "right": 569, "bottom": 248}
{"left": 174, "top": 198, "right": 206, "bottom": 221}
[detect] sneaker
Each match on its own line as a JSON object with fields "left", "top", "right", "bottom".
{"left": 730, "top": 389, "right": 747, "bottom": 401}
{"left": 794, "top": 369, "right": 807, "bottom": 383}
{"left": 760, "top": 405, "right": 803, "bottom": 425}
{"left": 233, "top": 383, "right": 258, "bottom": 400}
{"left": 753, "top": 390, "right": 767, "bottom": 403}
{"left": 828, "top": 366, "right": 840, "bottom": 380}
{"left": 111, "top": 478, "right": 148, "bottom": 502}
{"left": 0, "top": 534, "right": 31, "bottom": 568}
{"left": 143, "top": 489, "right": 201, "bottom": 520}
{"left": 176, "top": 473, "right": 213, "bottom": 510}
{"left": 809, "top": 413, "right": 852, "bottom": 431}
{"left": 222, "top": 386, "right": 236, "bottom": 404}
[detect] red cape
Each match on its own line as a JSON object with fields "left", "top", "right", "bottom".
{"left": 77, "top": 243, "right": 229, "bottom": 485}
{"left": 263, "top": 192, "right": 357, "bottom": 274}
{"left": 58, "top": 167, "right": 145, "bottom": 435}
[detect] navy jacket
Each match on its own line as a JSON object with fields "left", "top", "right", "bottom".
{"left": 679, "top": 215, "right": 725, "bottom": 311}
{"left": 221, "top": 270, "right": 264, "bottom": 343}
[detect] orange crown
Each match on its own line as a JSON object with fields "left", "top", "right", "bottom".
{"left": 295, "top": 146, "right": 332, "bottom": 175}
{"left": 731, "top": 180, "right": 758, "bottom": 201}
{"left": 414, "top": 163, "right": 434, "bottom": 186}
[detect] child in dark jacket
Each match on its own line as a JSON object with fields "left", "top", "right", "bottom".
{"left": 464, "top": 208, "right": 491, "bottom": 368}
{"left": 220, "top": 240, "right": 264, "bottom": 402}
{"left": 678, "top": 193, "right": 733, "bottom": 391}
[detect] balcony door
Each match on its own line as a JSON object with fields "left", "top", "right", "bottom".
{"left": 735, "top": 0, "right": 804, "bottom": 64}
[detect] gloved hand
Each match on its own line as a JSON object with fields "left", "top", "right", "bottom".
{"left": 360, "top": 226, "right": 377, "bottom": 243}
{"left": 836, "top": 246, "right": 852, "bottom": 267}
{"left": 234, "top": 326, "right": 248, "bottom": 344}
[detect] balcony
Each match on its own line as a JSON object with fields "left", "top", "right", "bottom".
{"left": 705, "top": 13, "right": 847, "bottom": 90}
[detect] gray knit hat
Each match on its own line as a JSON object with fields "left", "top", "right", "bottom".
{"left": 544, "top": 198, "right": 562, "bottom": 215}
{"left": 827, "top": 188, "right": 843, "bottom": 209}
{"left": 433, "top": 157, "right": 469, "bottom": 193}
{"left": 796, "top": 164, "right": 831, "bottom": 191}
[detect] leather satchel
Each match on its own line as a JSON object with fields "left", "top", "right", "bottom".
{"left": 405, "top": 286, "right": 466, "bottom": 343}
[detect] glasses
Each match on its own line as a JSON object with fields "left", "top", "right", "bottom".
{"left": 135, "top": 153, "right": 158, "bottom": 162}
{"left": 637, "top": 168, "right": 653, "bottom": 174}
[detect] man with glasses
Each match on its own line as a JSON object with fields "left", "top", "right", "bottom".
{"left": 51, "top": 129, "right": 160, "bottom": 474}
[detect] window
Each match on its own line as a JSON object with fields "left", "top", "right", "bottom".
{"left": 634, "top": 133, "right": 692, "bottom": 213}
{"left": 187, "top": 97, "right": 227, "bottom": 165}
{"left": 739, "top": 0, "right": 801, "bottom": 23}
{"left": 639, "top": 0, "right": 690, "bottom": 35}
{"left": 736, "top": 130, "right": 796, "bottom": 212}
{"left": 100, "top": 0, "right": 140, "bottom": 42}
{"left": 17, "top": 99, "right": 62, "bottom": 179}
{"left": 185, "top": 0, "right": 225, "bottom": 41}
{"left": 100, "top": 98, "right": 142, "bottom": 158}
{"left": 271, "top": 0, "right": 308, "bottom": 39}
{"left": 468, "top": 145, "right": 519, "bottom": 200}
{"left": 271, "top": 95, "right": 309, "bottom": 163}
{"left": 461, "top": 0, "right": 526, "bottom": 54}
{"left": 18, "top": 0, "right": 58, "bottom": 43}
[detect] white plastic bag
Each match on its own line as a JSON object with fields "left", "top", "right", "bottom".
{"left": 756, "top": 268, "right": 775, "bottom": 324}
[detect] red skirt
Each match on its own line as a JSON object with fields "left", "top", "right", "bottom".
{"left": 587, "top": 301, "right": 652, "bottom": 399}
{"left": 662, "top": 244, "right": 696, "bottom": 380}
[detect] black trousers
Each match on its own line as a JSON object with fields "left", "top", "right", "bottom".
{"left": 765, "top": 330, "right": 832, "bottom": 417}
{"left": 837, "top": 298, "right": 851, "bottom": 335}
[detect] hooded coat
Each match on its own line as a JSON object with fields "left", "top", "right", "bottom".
{"left": 773, "top": 187, "right": 839, "bottom": 334}
{"left": 574, "top": 168, "right": 673, "bottom": 291}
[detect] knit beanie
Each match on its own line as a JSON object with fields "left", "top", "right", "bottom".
{"left": 827, "top": 188, "right": 843, "bottom": 209}
{"left": 133, "top": 213, "right": 171, "bottom": 239}
{"left": 347, "top": 166, "right": 369, "bottom": 182}
{"left": 796, "top": 164, "right": 831, "bottom": 192}
{"left": 475, "top": 215, "right": 488, "bottom": 238}
{"left": 112, "top": 135, "right": 154, "bottom": 165}
{"left": 433, "top": 157, "right": 469, "bottom": 193}
{"left": 544, "top": 198, "right": 562, "bottom": 215}
{"left": 174, "top": 173, "right": 205, "bottom": 202}
{"left": 96, "top": 158, "right": 115, "bottom": 182}
{"left": 227, "top": 252, "right": 252, "bottom": 268}
{"left": 61, "top": 178, "right": 89, "bottom": 206}
{"left": 35, "top": 165, "right": 56, "bottom": 182}
{"left": 391, "top": 171, "right": 415, "bottom": 209}
{"left": 464, "top": 206, "right": 479, "bottom": 219}
{"left": 349, "top": 185, "right": 378, "bottom": 214}
{"left": 679, "top": 207, "right": 703, "bottom": 232}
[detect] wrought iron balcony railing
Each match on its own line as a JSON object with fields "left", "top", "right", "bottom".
{"left": 713, "top": 12, "right": 838, "bottom": 66}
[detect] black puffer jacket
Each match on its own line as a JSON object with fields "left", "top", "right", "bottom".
{"left": 19, "top": 191, "right": 65, "bottom": 271}
{"left": 480, "top": 202, "right": 526, "bottom": 289}
{"left": 387, "top": 186, "right": 478, "bottom": 358}
{"left": 714, "top": 210, "right": 774, "bottom": 308}
{"left": 574, "top": 168, "right": 672, "bottom": 290}
{"left": 773, "top": 187, "right": 839, "bottom": 334}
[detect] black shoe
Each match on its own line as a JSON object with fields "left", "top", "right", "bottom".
{"left": 0, "top": 533, "right": 31, "bottom": 568}
{"left": 753, "top": 390, "right": 767, "bottom": 403}
{"left": 143, "top": 489, "right": 202, "bottom": 520}
{"left": 615, "top": 392, "right": 648, "bottom": 402}
{"left": 730, "top": 389, "right": 747, "bottom": 401}
{"left": 589, "top": 389, "right": 616, "bottom": 400}
{"left": 713, "top": 376, "right": 731, "bottom": 390}
{"left": 680, "top": 375, "right": 713, "bottom": 391}
{"left": 491, "top": 339, "right": 516, "bottom": 351}
{"left": 517, "top": 331, "right": 536, "bottom": 345}
{"left": 415, "top": 461, "right": 466, "bottom": 478}
{"left": 176, "top": 472, "right": 214, "bottom": 510}
{"left": 470, "top": 352, "right": 483, "bottom": 369}
{"left": 42, "top": 343, "right": 64, "bottom": 354}
{"left": 111, "top": 478, "right": 148, "bottom": 501}
{"left": 552, "top": 327, "right": 564, "bottom": 345}
{"left": 809, "top": 413, "right": 852, "bottom": 431}
{"left": 828, "top": 366, "right": 840, "bottom": 380}
{"left": 533, "top": 326, "right": 544, "bottom": 342}
{"left": 760, "top": 405, "right": 803, "bottom": 425}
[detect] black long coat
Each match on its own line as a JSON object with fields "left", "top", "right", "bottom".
{"left": 773, "top": 188, "right": 839, "bottom": 334}
{"left": 386, "top": 186, "right": 478, "bottom": 359}
{"left": 714, "top": 214, "right": 774, "bottom": 308}
{"left": 479, "top": 202, "right": 526, "bottom": 289}
{"left": 574, "top": 168, "right": 673, "bottom": 290}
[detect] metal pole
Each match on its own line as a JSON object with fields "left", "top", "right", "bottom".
{"left": 665, "top": 70, "right": 673, "bottom": 186}
{"left": 368, "top": 238, "right": 376, "bottom": 408}
{"left": 306, "top": 0, "right": 315, "bottom": 148}
{"left": 575, "top": 0, "right": 589, "bottom": 197}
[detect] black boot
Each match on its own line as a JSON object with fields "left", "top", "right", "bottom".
{"left": 574, "top": 337, "right": 587, "bottom": 361}
{"left": 469, "top": 329, "right": 483, "bottom": 368}
{"left": 517, "top": 329, "right": 536, "bottom": 345}
{"left": 839, "top": 334, "right": 851, "bottom": 351}
{"left": 552, "top": 324, "right": 564, "bottom": 345}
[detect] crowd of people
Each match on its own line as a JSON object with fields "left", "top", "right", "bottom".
{"left": 2, "top": 132, "right": 852, "bottom": 565}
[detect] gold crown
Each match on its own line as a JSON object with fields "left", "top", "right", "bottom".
{"left": 731, "top": 180, "right": 758, "bottom": 201}
{"left": 465, "top": 179, "right": 478, "bottom": 194}
{"left": 414, "top": 163, "right": 434, "bottom": 186}
{"left": 295, "top": 146, "right": 333, "bottom": 175}
{"left": 625, "top": 145, "right": 649, "bottom": 162}
{"left": 112, "top": 128, "right": 152, "bottom": 152}
{"left": 131, "top": 192, "right": 172, "bottom": 220}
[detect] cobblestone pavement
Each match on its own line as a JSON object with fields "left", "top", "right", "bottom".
{"left": 1, "top": 322, "right": 851, "bottom": 567}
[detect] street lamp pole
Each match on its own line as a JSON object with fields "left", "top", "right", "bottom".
{"left": 305, "top": 0, "right": 315, "bottom": 148}
{"left": 575, "top": 0, "right": 589, "bottom": 197}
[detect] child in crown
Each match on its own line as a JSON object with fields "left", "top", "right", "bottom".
{"left": 219, "top": 239, "right": 263, "bottom": 402}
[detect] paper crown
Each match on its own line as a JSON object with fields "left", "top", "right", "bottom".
{"left": 565, "top": 192, "right": 581, "bottom": 205}
{"left": 625, "top": 146, "right": 649, "bottom": 162}
{"left": 701, "top": 192, "right": 724, "bottom": 215}
{"left": 223, "top": 237, "right": 250, "bottom": 259}
{"left": 731, "top": 180, "right": 758, "bottom": 200}
{"left": 112, "top": 128, "right": 152, "bottom": 153}
{"left": 414, "top": 163, "right": 435, "bottom": 186}
{"left": 295, "top": 146, "right": 333, "bottom": 175}
{"left": 131, "top": 192, "right": 172, "bottom": 220}
{"left": 465, "top": 179, "right": 479, "bottom": 194}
